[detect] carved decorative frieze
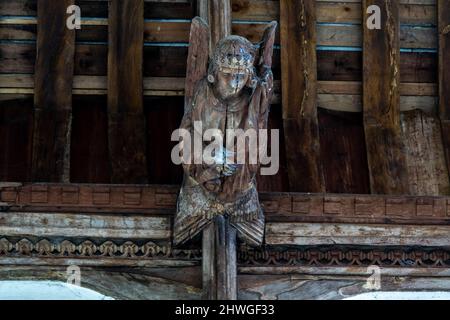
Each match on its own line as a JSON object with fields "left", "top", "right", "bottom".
{"left": 2, "top": 236, "right": 450, "bottom": 269}
{"left": 0, "top": 237, "right": 201, "bottom": 260}
{"left": 238, "top": 246, "right": 450, "bottom": 268}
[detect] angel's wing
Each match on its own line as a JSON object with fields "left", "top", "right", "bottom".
{"left": 184, "top": 17, "right": 210, "bottom": 112}
{"left": 248, "top": 21, "right": 277, "bottom": 129}
{"left": 257, "top": 21, "right": 278, "bottom": 72}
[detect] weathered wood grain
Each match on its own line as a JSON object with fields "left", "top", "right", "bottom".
{"left": 195, "top": 3, "right": 237, "bottom": 300}
{"left": 363, "top": 0, "right": 409, "bottom": 195}
{"left": 0, "top": 0, "right": 438, "bottom": 24}
{"left": 280, "top": 0, "right": 325, "bottom": 192}
{"left": 238, "top": 273, "right": 450, "bottom": 300}
{"left": 107, "top": 0, "right": 147, "bottom": 184}
{"left": 2, "top": 182, "right": 450, "bottom": 225}
{"left": 202, "top": 216, "right": 237, "bottom": 300}
{"left": 0, "top": 267, "right": 202, "bottom": 300}
{"left": 0, "top": 183, "right": 180, "bottom": 213}
{"left": 0, "top": 0, "right": 197, "bottom": 19}
{"left": 256, "top": 106, "right": 290, "bottom": 192}
{"left": 231, "top": 0, "right": 438, "bottom": 24}
{"left": 184, "top": 17, "right": 209, "bottom": 108}
{"left": 0, "top": 76, "right": 440, "bottom": 115}
{"left": 32, "top": 0, "right": 75, "bottom": 183}
{"left": 319, "top": 109, "right": 370, "bottom": 194}
{"left": 1, "top": 18, "right": 439, "bottom": 50}
{"left": 198, "top": 0, "right": 231, "bottom": 54}
{"left": 202, "top": 222, "right": 217, "bottom": 300}
{"left": 0, "top": 211, "right": 170, "bottom": 239}
{"left": 216, "top": 216, "right": 237, "bottom": 300}
{"left": 266, "top": 222, "right": 450, "bottom": 246}
{"left": 439, "top": 0, "right": 450, "bottom": 182}
{"left": 0, "top": 42, "right": 437, "bottom": 84}
{"left": 401, "top": 110, "right": 450, "bottom": 195}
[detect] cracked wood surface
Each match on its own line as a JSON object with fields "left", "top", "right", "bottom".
{"left": 363, "top": 0, "right": 409, "bottom": 195}
{"left": 198, "top": 0, "right": 231, "bottom": 56}
{"left": 184, "top": 17, "right": 209, "bottom": 109}
{"left": 401, "top": 110, "right": 450, "bottom": 196}
{"left": 0, "top": 266, "right": 202, "bottom": 300}
{"left": 397, "top": 1, "right": 450, "bottom": 197}
{"left": 266, "top": 222, "right": 450, "bottom": 246}
{"left": 107, "top": 0, "right": 148, "bottom": 184}
{"left": 31, "top": 0, "right": 75, "bottom": 183}
{"left": 280, "top": 0, "right": 325, "bottom": 192}
{"left": 238, "top": 272, "right": 450, "bottom": 300}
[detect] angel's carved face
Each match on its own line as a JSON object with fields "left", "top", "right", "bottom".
{"left": 215, "top": 67, "right": 250, "bottom": 100}
{"left": 209, "top": 36, "right": 256, "bottom": 101}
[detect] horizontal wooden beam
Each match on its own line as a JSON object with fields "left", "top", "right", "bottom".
{"left": 238, "top": 266, "right": 450, "bottom": 277}
{"left": 266, "top": 222, "right": 450, "bottom": 246}
{"left": 230, "top": 0, "right": 438, "bottom": 24}
{"left": 0, "top": 42, "right": 436, "bottom": 84}
{"left": 0, "top": 0, "right": 437, "bottom": 25}
{"left": 0, "top": 211, "right": 170, "bottom": 239}
{"left": 0, "top": 75, "right": 439, "bottom": 96}
{"left": 0, "top": 183, "right": 179, "bottom": 213}
{"left": 1, "top": 183, "right": 450, "bottom": 248}
{"left": 1, "top": 183, "right": 450, "bottom": 226}
{"left": 0, "top": 19, "right": 437, "bottom": 50}
{"left": 0, "top": 257, "right": 199, "bottom": 268}
{"left": 0, "top": 75, "right": 438, "bottom": 113}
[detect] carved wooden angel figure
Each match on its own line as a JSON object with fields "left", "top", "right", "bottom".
{"left": 174, "top": 17, "right": 277, "bottom": 247}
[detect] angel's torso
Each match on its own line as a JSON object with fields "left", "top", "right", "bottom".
{"left": 187, "top": 80, "right": 259, "bottom": 202}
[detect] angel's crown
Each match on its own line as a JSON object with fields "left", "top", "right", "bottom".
{"left": 213, "top": 36, "right": 255, "bottom": 70}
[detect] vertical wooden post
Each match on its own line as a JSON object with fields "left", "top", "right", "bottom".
{"left": 202, "top": 216, "right": 237, "bottom": 300}
{"left": 196, "top": 0, "right": 237, "bottom": 300}
{"left": 280, "top": 0, "right": 325, "bottom": 192}
{"left": 439, "top": 0, "right": 450, "bottom": 179}
{"left": 197, "top": 0, "right": 231, "bottom": 56}
{"left": 108, "top": 0, "right": 148, "bottom": 184}
{"left": 363, "top": 0, "right": 409, "bottom": 194}
{"left": 32, "top": 0, "right": 75, "bottom": 182}
{"left": 400, "top": 0, "right": 449, "bottom": 196}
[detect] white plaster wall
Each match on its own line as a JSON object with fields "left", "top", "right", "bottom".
{"left": 0, "top": 281, "right": 114, "bottom": 300}
{"left": 346, "top": 291, "right": 450, "bottom": 300}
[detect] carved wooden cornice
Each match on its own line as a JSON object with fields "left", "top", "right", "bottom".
{"left": 0, "top": 183, "right": 179, "bottom": 213}
{"left": 238, "top": 246, "right": 450, "bottom": 268}
{"left": 2, "top": 183, "right": 450, "bottom": 225}
{"left": 261, "top": 193, "right": 450, "bottom": 225}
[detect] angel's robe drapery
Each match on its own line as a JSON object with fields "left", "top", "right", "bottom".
{"left": 173, "top": 79, "right": 270, "bottom": 246}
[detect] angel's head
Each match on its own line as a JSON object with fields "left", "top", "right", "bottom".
{"left": 208, "top": 36, "right": 257, "bottom": 100}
